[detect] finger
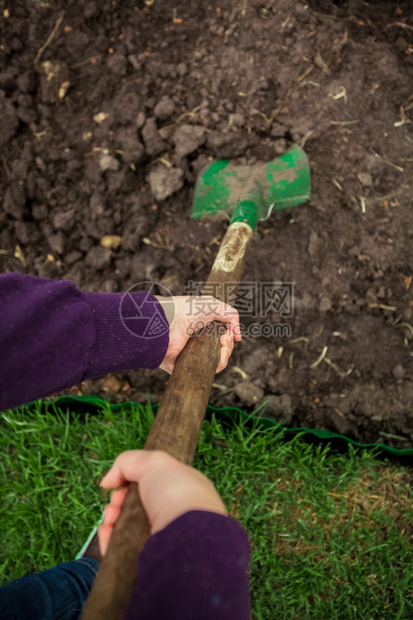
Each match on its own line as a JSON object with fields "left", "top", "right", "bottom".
{"left": 99, "top": 488, "right": 128, "bottom": 556}
{"left": 110, "top": 488, "right": 128, "bottom": 507}
{"left": 213, "top": 300, "right": 241, "bottom": 342}
{"left": 100, "top": 450, "right": 148, "bottom": 488}
{"left": 102, "top": 503, "right": 122, "bottom": 527}
{"left": 191, "top": 298, "right": 242, "bottom": 342}
{"left": 98, "top": 523, "right": 112, "bottom": 557}
{"left": 216, "top": 335, "right": 233, "bottom": 373}
{"left": 100, "top": 450, "right": 171, "bottom": 489}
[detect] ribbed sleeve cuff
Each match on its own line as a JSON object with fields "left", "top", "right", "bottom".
{"left": 124, "top": 510, "right": 250, "bottom": 620}
{"left": 81, "top": 290, "right": 169, "bottom": 380}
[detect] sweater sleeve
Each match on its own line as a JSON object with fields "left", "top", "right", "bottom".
{"left": 124, "top": 510, "right": 251, "bottom": 620}
{"left": 0, "top": 273, "right": 169, "bottom": 411}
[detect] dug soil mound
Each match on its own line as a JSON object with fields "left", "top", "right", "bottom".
{"left": 1, "top": 0, "right": 412, "bottom": 446}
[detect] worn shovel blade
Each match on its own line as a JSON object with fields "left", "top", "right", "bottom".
{"left": 192, "top": 145, "right": 310, "bottom": 222}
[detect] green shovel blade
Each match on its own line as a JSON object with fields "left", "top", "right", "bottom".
{"left": 192, "top": 145, "right": 311, "bottom": 230}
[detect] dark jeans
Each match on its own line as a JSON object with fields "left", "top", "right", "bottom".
{"left": 0, "top": 558, "right": 99, "bottom": 620}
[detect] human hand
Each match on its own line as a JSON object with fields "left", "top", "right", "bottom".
{"left": 156, "top": 295, "right": 241, "bottom": 374}
{"left": 98, "top": 450, "right": 227, "bottom": 557}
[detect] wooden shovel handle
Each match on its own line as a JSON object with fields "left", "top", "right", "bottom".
{"left": 82, "top": 222, "right": 253, "bottom": 620}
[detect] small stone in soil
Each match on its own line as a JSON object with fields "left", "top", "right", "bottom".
{"left": 52, "top": 209, "right": 76, "bottom": 231}
{"left": 14, "top": 221, "right": 40, "bottom": 245}
{"left": 392, "top": 363, "right": 405, "bottom": 381}
{"left": 100, "top": 235, "right": 122, "bottom": 249}
{"left": 234, "top": 382, "right": 264, "bottom": 406}
{"left": 117, "top": 128, "right": 145, "bottom": 165}
{"left": 47, "top": 232, "right": 66, "bottom": 255}
{"left": 64, "top": 250, "right": 83, "bottom": 265}
{"left": 319, "top": 296, "right": 332, "bottom": 313}
{"left": 357, "top": 172, "right": 373, "bottom": 187}
{"left": 99, "top": 152, "right": 120, "bottom": 172}
{"left": 231, "top": 113, "right": 245, "bottom": 127}
{"left": 154, "top": 96, "right": 175, "bottom": 120}
{"left": 173, "top": 124, "right": 205, "bottom": 158}
{"left": 136, "top": 111, "right": 146, "bottom": 129}
{"left": 148, "top": 165, "right": 184, "bottom": 201}
{"left": 273, "top": 138, "right": 287, "bottom": 155}
{"left": 206, "top": 131, "right": 248, "bottom": 158}
{"left": 85, "top": 246, "right": 112, "bottom": 270}
{"left": 3, "top": 185, "right": 26, "bottom": 219}
{"left": 141, "top": 118, "right": 165, "bottom": 156}
{"left": 102, "top": 375, "right": 122, "bottom": 393}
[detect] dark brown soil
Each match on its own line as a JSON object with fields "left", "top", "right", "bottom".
{"left": 1, "top": 0, "right": 412, "bottom": 446}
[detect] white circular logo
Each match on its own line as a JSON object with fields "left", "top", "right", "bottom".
{"left": 119, "top": 281, "right": 174, "bottom": 339}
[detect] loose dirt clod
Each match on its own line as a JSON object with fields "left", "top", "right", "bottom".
{"left": 148, "top": 165, "right": 184, "bottom": 201}
{"left": 172, "top": 124, "right": 205, "bottom": 157}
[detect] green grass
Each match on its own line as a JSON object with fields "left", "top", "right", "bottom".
{"left": 1, "top": 401, "right": 413, "bottom": 619}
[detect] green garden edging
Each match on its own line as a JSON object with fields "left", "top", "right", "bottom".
{"left": 43, "top": 395, "right": 413, "bottom": 458}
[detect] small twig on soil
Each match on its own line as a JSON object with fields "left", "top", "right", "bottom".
{"left": 71, "top": 56, "right": 102, "bottom": 69}
{"left": 369, "top": 303, "right": 396, "bottom": 311}
{"left": 330, "top": 120, "right": 359, "bottom": 126}
{"left": 323, "top": 357, "right": 353, "bottom": 378}
{"left": 212, "top": 382, "right": 229, "bottom": 391}
{"left": 312, "top": 324, "right": 324, "bottom": 339}
{"left": 375, "top": 191, "right": 403, "bottom": 202}
{"left": 394, "top": 94, "right": 413, "bottom": 128}
{"left": 13, "top": 245, "right": 26, "bottom": 265}
{"left": 378, "top": 431, "right": 409, "bottom": 442}
{"left": 332, "top": 178, "right": 343, "bottom": 192}
{"left": 176, "top": 107, "right": 201, "bottom": 124}
{"left": 310, "top": 345, "right": 328, "bottom": 370}
{"left": 296, "top": 131, "right": 314, "bottom": 148}
{"left": 394, "top": 322, "right": 413, "bottom": 337}
{"left": 331, "top": 85, "right": 348, "bottom": 104}
{"left": 157, "top": 156, "right": 172, "bottom": 168}
{"left": 287, "top": 337, "right": 310, "bottom": 346}
{"left": 142, "top": 236, "right": 168, "bottom": 250}
{"left": 231, "top": 366, "right": 248, "bottom": 380}
{"left": 332, "top": 331, "right": 347, "bottom": 340}
{"left": 388, "top": 22, "right": 413, "bottom": 32}
{"left": 360, "top": 196, "right": 366, "bottom": 214}
{"left": 208, "top": 235, "right": 223, "bottom": 247}
{"left": 193, "top": 262, "right": 205, "bottom": 275}
{"left": 371, "top": 149, "right": 404, "bottom": 173}
{"left": 314, "top": 52, "right": 331, "bottom": 75}
{"left": 34, "top": 11, "right": 65, "bottom": 65}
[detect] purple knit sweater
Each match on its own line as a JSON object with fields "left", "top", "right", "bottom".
{"left": 0, "top": 273, "right": 169, "bottom": 410}
{"left": 0, "top": 273, "right": 251, "bottom": 619}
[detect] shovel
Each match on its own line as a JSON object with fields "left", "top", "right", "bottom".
{"left": 82, "top": 145, "right": 310, "bottom": 620}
